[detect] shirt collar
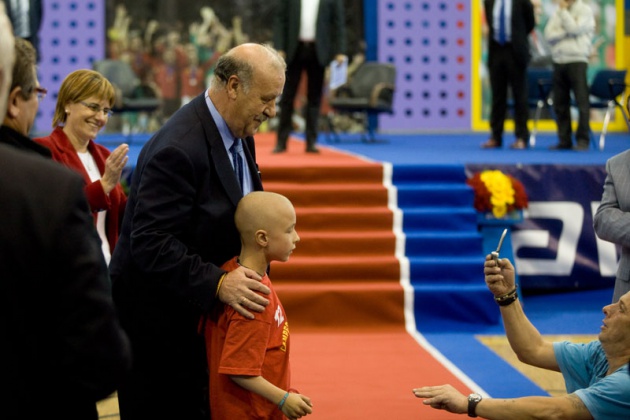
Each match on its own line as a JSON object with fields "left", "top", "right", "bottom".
{"left": 205, "top": 92, "right": 238, "bottom": 150}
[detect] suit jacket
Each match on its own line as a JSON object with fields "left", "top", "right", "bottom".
{"left": 109, "top": 93, "right": 263, "bottom": 383}
{"left": 594, "top": 150, "right": 630, "bottom": 301}
{"left": 273, "top": 0, "right": 347, "bottom": 67}
{"left": 0, "top": 124, "right": 51, "bottom": 157}
{"left": 0, "top": 144, "right": 130, "bottom": 420}
{"left": 34, "top": 127, "right": 127, "bottom": 252}
{"left": 484, "top": 0, "right": 535, "bottom": 67}
{"left": 1, "top": 0, "right": 43, "bottom": 57}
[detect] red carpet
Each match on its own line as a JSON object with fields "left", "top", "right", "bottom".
{"left": 257, "top": 132, "right": 404, "bottom": 330}
{"left": 291, "top": 331, "right": 473, "bottom": 419}
{"left": 255, "top": 133, "right": 475, "bottom": 418}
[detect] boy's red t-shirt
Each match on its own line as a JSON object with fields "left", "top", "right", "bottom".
{"left": 203, "top": 257, "right": 291, "bottom": 419}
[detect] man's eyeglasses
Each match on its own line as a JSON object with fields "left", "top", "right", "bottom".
{"left": 34, "top": 87, "right": 47, "bottom": 101}
{"left": 79, "top": 101, "right": 114, "bottom": 117}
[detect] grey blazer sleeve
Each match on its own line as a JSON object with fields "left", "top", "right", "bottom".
{"left": 594, "top": 151, "right": 630, "bottom": 279}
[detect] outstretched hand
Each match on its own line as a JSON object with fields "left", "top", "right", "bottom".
{"left": 483, "top": 255, "right": 516, "bottom": 297}
{"left": 412, "top": 384, "right": 468, "bottom": 414}
{"left": 218, "top": 266, "right": 270, "bottom": 319}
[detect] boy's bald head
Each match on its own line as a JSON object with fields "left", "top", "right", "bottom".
{"left": 235, "top": 191, "right": 294, "bottom": 241}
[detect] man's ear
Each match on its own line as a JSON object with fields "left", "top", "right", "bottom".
{"left": 226, "top": 75, "right": 240, "bottom": 99}
{"left": 6, "top": 86, "right": 22, "bottom": 119}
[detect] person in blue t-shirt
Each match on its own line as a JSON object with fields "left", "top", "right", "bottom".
{"left": 413, "top": 256, "right": 630, "bottom": 420}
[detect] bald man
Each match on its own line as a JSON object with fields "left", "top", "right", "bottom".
{"left": 110, "top": 44, "right": 287, "bottom": 420}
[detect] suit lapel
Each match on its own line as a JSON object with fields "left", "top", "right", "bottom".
{"left": 192, "top": 96, "right": 243, "bottom": 206}
{"left": 243, "top": 137, "right": 263, "bottom": 190}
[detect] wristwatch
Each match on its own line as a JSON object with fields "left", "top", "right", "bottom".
{"left": 467, "top": 393, "right": 482, "bottom": 417}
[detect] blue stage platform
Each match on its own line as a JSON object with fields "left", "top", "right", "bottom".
{"left": 99, "top": 129, "right": 626, "bottom": 295}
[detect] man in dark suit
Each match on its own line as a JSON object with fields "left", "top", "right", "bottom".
{"left": 0, "top": 37, "right": 51, "bottom": 156}
{"left": 482, "top": 0, "right": 535, "bottom": 150}
{"left": 110, "top": 43, "right": 286, "bottom": 420}
{"left": 1, "top": 0, "right": 42, "bottom": 60}
{"left": 273, "top": 0, "right": 347, "bottom": 153}
{"left": 0, "top": 7, "right": 131, "bottom": 418}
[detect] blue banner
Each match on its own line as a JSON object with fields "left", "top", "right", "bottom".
{"left": 467, "top": 164, "right": 616, "bottom": 291}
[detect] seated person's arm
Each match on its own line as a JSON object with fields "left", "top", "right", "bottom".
{"left": 414, "top": 385, "right": 593, "bottom": 420}
{"left": 485, "top": 257, "right": 559, "bottom": 371}
{"left": 476, "top": 394, "right": 593, "bottom": 420}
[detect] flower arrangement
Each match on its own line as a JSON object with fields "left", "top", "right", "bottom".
{"left": 466, "top": 169, "right": 528, "bottom": 218}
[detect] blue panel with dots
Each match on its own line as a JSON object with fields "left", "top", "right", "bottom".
{"left": 378, "top": 0, "right": 470, "bottom": 131}
{"left": 35, "top": 0, "right": 104, "bottom": 133}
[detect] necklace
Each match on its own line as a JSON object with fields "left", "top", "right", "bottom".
{"left": 237, "top": 259, "right": 265, "bottom": 276}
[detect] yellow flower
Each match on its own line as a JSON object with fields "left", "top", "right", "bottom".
{"left": 480, "top": 170, "right": 516, "bottom": 218}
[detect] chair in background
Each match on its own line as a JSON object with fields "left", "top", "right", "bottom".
{"left": 526, "top": 68, "right": 554, "bottom": 147}
{"left": 93, "top": 59, "right": 161, "bottom": 136}
{"left": 506, "top": 67, "right": 554, "bottom": 148}
{"left": 586, "top": 69, "right": 630, "bottom": 150}
{"left": 326, "top": 62, "right": 396, "bottom": 143}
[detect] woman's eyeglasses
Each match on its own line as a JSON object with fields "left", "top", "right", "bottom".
{"left": 80, "top": 101, "right": 114, "bottom": 117}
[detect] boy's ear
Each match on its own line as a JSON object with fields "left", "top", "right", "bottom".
{"left": 255, "top": 229, "right": 268, "bottom": 246}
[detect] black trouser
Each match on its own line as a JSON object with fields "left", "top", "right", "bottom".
{"left": 489, "top": 43, "right": 530, "bottom": 145}
{"left": 276, "top": 41, "right": 325, "bottom": 150}
{"left": 552, "top": 62, "right": 590, "bottom": 146}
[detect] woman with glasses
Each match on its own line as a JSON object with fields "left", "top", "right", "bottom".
{"left": 35, "top": 69, "right": 129, "bottom": 265}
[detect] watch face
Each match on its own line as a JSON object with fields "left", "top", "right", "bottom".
{"left": 469, "top": 393, "right": 482, "bottom": 402}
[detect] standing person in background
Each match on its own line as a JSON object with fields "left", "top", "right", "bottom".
{"left": 544, "top": 0, "right": 595, "bottom": 151}
{"left": 202, "top": 191, "right": 313, "bottom": 420}
{"left": 34, "top": 69, "right": 129, "bottom": 265}
{"left": 273, "top": 0, "right": 347, "bottom": 154}
{"left": 0, "top": 37, "right": 50, "bottom": 156}
{"left": 528, "top": 0, "right": 553, "bottom": 69}
{"left": 481, "top": 0, "right": 535, "bottom": 150}
{"left": 0, "top": 0, "right": 42, "bottom": 60}
{"left": 0, "top": 5, "right": 132, "bottom": 419}
{"left": 110, "top": 43, "right": 286, "bottom": 420}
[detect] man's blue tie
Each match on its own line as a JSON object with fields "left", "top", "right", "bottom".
{"left": 230, "top": 138, "right": 244, "bottom": 192}
{"left": 498, "top": 0, "right": 506, "bottom": 46}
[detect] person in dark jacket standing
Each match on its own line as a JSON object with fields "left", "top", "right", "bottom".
{"left": 273, "top": 0, "right": 347, "bottom": 154}
{"left": 0, "top": 6, "right": 132, "bottom": 418}
{"left": 0, "top": 0, "right": 42, "bottom": 60}
{"left": 110, "top": 43, "right": 286, "bottom": 420}
{"left": 481, "top": 0, "right": 535, "bottom": 150}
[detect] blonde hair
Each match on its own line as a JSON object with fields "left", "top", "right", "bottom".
{"left": 52, "top": 69, "right": 115, "bottom": 127}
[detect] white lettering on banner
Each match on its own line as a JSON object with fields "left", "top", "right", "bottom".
{"left": 512, "top": 202, "right": 582, "bottom": 275}
{"left": 590, "top": 201, "right": 618, "bottom": 277}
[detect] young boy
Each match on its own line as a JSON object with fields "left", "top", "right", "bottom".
{"left": 201, "top": 191, "right": 313, "bottom": 419}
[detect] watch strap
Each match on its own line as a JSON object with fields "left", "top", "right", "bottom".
{"left": 468, "top": 393, "right": 482, "bottom": 417}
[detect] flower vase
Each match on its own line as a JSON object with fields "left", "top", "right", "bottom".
{"left": 477, "top": 210, "right": 524, "bottom": 304}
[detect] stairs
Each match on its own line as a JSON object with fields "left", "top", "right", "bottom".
{"left": 263, "top": 160, "right": 406, "bottom": 331}
{"left": 393, "top": 164, "right": 499, "bottom": 329}
{"left": 258, "top": 136, "right": 498, "bottom": 331}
